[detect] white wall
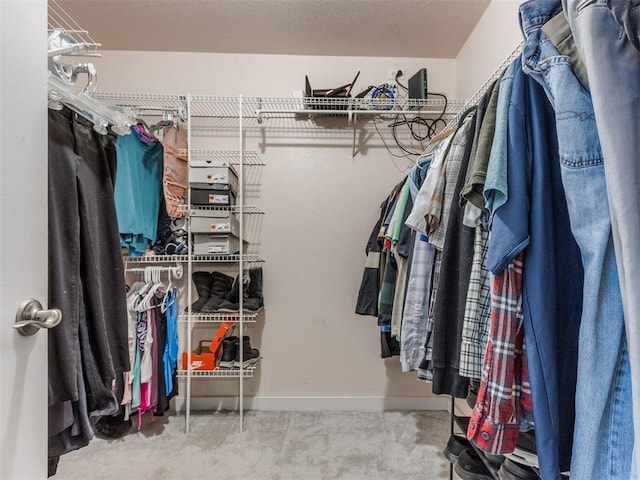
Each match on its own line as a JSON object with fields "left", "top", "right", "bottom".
{"left": 94, "top": 0, "right": 526, "bottom": 408}
{"left": 455, "top": 0, "right": 523, "bottom": 99}
{"left": 96, "top": 51, "right": 457, "bottom": 404}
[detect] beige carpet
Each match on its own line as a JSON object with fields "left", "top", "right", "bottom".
{"left": 53, "top": 410, "right": 454, "bottom": 480}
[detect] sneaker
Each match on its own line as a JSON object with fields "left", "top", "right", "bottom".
{"left": 498, "top": 458, "right": 539, "bottom": 480}
{"left": 454, "top": 449, "right": 493, "bottom": 480}
{"left": 235, "top": 335, "right": 260, "bottom": 368}
{"left": 218, "top": 336, "right": 238, "bottom": 368}
{"left": 507, "top": 430, "right": 538, "bottom": 468}
{"left": 444, "top": 434, "right": 472, "bottom": 464}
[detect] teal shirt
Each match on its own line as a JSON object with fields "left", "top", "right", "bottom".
{"left": 114, "top": 128, "right": 164, "bottom": 255}
{"left": 484, "top": 61, "right": 517, "bottom": 220}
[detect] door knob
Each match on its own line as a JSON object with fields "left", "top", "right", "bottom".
{"left": 13, "top": 298, "right": 62, "bottom": 336}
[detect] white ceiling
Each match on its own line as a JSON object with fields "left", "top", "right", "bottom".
{"left": 53, "top": 0, "right": 491, "bottom": 59}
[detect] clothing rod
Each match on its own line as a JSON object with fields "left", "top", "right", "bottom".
{"left": 441, "top": 41, "right": 524, "bottom": 135}
{"left": 126, "top": 264, "right": 184, "bottom": 279}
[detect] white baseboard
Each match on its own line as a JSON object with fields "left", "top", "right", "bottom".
{"left": 172, "top": 395, "right": 450, "bottom": 412}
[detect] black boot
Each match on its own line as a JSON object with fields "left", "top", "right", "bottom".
{"left": 201, "top": 271, "right": 234, "bottom": 313}
{"left": 189, "top": 271, "right": 213, "bottom": 313}
{"left": 218, "top": 336, "right": 238, "bottom": 368}
{"left": 243, "top": 267, "right": 264, "bottom": 313}
{"left": 235, "top": 336, "right": 260, "bottom": 368}
{"left": 217, "top": 270, "right": 249, "bottom": 313}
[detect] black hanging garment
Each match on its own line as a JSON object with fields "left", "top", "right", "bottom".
{"left": 47, "top": 108, "right": 130, "bottom": 475}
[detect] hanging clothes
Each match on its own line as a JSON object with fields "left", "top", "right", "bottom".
{"left": 47, "top": 107, "right": 130, "bottom": 462}
{"left": 161, "top": 125, "right": 188, "bottom": 218}
{"left": 522, "top": 1, "right": 632, "bottom": 477}
{"left": 429, "top": 114, "right": 476, "bottom": 398}
{"left": 114, "top": 126, "right": 164, "bottom": 256}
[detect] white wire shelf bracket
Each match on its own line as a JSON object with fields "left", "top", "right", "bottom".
{"left": 182, "top": 149, "right": 265, "bottom": 166}
{"left": 177, "top": 365, "right": 259, "bottom": 378}
{"left": 178, "top": 312, "right": 259, "bottom": 323}
{"left": 124, "top": 254, "right": 264, "bottom": 264}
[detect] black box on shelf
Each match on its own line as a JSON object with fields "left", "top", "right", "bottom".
{"left": 408, "top": 68, "right": 428, "bottom": 100}
{"left": 190, "top": 183, "right": 236, "bottom": 207}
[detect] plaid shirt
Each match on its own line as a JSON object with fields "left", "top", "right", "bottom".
{"left": 467, "top": 252, "right": 532, "bottom": 454}
{"left": 400, "top": 235, "right": 436, "bottom": 372}
{"left": 417, "top": 249, "right": 442, "bottom": 383}
{"left": 428, "top": 119, "right": 474, "bottom": 250}
{"left": 459, "top": 226, "right": 491, "bottom": 380}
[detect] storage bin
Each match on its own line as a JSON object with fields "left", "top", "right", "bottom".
{"left": 190, "top": 182, "right": 236, "bottom": 206}
{"left": 190, "top": 209, "right": 240, "bottom": 236}
{"left": 189, "top": 165, "right": 238, "bottom": 192}
{"left": 193, "top": 233, "right": 245, "bottom": 255}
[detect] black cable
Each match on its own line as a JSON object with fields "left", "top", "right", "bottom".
{"left": 367, "top": 78, "right": 450, "bottom": 157}
{"left": 382, "top": 91, "right": 449, "bottom": 155}
{"left": 371, "top": 114, "right": 417, "bottom": 159}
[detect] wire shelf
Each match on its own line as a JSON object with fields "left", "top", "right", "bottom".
{"left": 177, "top": 365, "right": 259, "bottom": 378}
{"left": 190, "top": 95, "right": 465, "bottom": 116}
{"left": 190, "top": 205, "right": 264, "bottom": 215}
{"left": 124, "top": 255, "right": 188, "bottom": 264}
{"left": 183, "top": 149, "right": 265, "bottom": 166}
{"left": 124, "top": 254, "right": 264, "bottom": 264}
{"left": 191, "top": 96, "right": 250, "bottom": 118}
{"left": 48, "top": 0, "right": 101, "bottom": 56}
{"left": 192, "top": 254, "right": 264, "bottom": 264}
{"left": 178, "top": 312, "right": 258, "bottom": 323}
{"left": 92, "top": 92, "right": 188, "bottom": 120}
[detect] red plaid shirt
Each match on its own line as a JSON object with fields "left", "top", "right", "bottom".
{"left": 467, "top": 252, "right": 532, "bottom": 454}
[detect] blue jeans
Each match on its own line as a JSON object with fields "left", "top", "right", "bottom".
{"left": 520, "top": 0, "right": 633, "bottom": 478}
{"left": 563, "top": 0, "right": 640, "bottom": 473}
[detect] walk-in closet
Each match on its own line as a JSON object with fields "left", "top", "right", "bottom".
{"left": 3, "top": 1, "right": 639, "bottom": 479}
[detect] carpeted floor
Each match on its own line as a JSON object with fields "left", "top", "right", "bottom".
{"left": 53, "top": 410, "right": 455, "bottom": 480}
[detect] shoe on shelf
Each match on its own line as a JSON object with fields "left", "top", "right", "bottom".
{"left": 218, "top": 336, "right": 238, "bottom": 368}
{"left": 218, "top": 268, "right": 264, "bottom": 313}
{"left": 498, "top": 458, "right": 539, "bottom": 480}
{"left": 454, "top": 448, "right": 494, "bottom": 480}
{"left": 201, "top": 271, "right": 234, "bottom": 313}
{"left": 235, "top": 335, "right": 260, "bottom": 368}
{"left": 507, "top": 430, "right": 538, "bottom": 468}
{"left": 243, "top": 267, "right": 264, "bottom": 313}
{"left": 189, "top": 271, "right": 213, "bottom": 313}
{"left": 444, "top": 434, "right": 472, "bottom": 464}
{"left": 217, "top": 270, "right": 248, "bottom": 313}
{"left": 485, "top": 452, "right": 505, "bottom": 470}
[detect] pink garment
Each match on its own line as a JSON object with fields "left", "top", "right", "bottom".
{"left": 149, "top": 302, "right": 159, "bottom": 411}
{"left": 161, "top": 125, "right": 188, "bottom": 218}
{"left": 121, "top": 371, "right": 132, "bottom": 406}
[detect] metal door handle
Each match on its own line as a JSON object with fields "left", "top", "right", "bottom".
{"left": 13, "top": 298, "right": 62, "bottom": 336}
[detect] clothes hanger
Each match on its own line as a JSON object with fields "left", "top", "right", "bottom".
{"left": 139, "top": 266, "right": 167, "bottom": 312}
{"left": 150, "top": 110, "right": 175, "bottom": 135}
{"left": 132, "top": 118, "right": 158, "bottom": 144}
{"left": 161, "top": 267, "right": 175, "bottom": 313}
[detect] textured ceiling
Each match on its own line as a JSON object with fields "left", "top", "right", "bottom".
{"left": 53, "top": 0, "right": 491, "bottom": 58}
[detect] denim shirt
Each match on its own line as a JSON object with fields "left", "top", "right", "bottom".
{"left": 520, "top": 1, "right": 631, "bottom": 479}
